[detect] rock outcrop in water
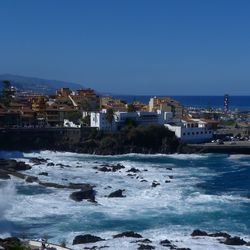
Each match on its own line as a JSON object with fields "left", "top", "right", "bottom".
{"left": 70, "top": 187, "right": 96, "bottom": 203}
{"left": 113, "top": 231, "right": 143, "bottom": 238}
{"left": 108, "top": 189, "right": 126, "bottom": 198}
{"left": 73, "top": 234, "right": 105, "bottom": 245}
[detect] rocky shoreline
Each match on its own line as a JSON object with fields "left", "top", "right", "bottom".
{"left": 1, "top": 155, "right": 250, "bottom": 250}
{"left": 1, "top": 229, "right": 250, "bottom": 250}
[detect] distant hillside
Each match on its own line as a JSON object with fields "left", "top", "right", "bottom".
{"left": 0, "top": 74, "right": 85, "bottom": 94}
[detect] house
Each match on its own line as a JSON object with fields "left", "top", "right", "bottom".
{"left": 90, "top": 110, "right": 172, "bottom": 131}
{"left": 90, "top": 110, "right": 117, "bottom": 131}
{"left": 149, "top": 96, "right": 183, "bottom": 119}
{"left": 165, "top": 118, "right": 213, "bottom": 143}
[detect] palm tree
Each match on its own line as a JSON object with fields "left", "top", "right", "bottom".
{"left": 1, "top": 80, "right": 12, "bottom": 107}
{"left": 105, "top": 108, "right": 114, "bottom": 131}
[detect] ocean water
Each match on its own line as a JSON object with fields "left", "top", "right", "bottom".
{"left": 0, "top": 151, "right": 250, "bottom": 249}
{"left": 114, "top": 95, "right": 250, "bottom": 111}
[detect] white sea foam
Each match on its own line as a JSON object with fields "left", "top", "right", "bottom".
{"left": 0, "top": 181, "right": 16, "bottom": 220}
{"left": 1, "top": 151, "right": 250, "bottom": 250}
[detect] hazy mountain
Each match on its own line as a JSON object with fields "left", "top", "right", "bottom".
{"left": 0, "top": 74, "right": 85, "bottom": 94}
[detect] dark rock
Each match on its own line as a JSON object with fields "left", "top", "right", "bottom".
{"left": 113, "top": 231, "right": 143, "bottom": 238}
{"left": 176, "top": 248, "right": 191, "bottom": 250}
{"left": 97, "top": 164, "right": 125, "bottom": 172}
{"left": 73, "top": 234, "right": 104, "bottom": 245}
{"left": 208, "top": 232, "right": 231, "bottom": 238}
{"left": 0, "top": 237, "right": 21, "bottom": 248}
{"left": 70, "top": 188, "right": 96, "bottom": 203}
{"left": 165, "top": 180, "right": 171, "bottom": 183}
{"left": 47, "top": 162, "right": 55, "bottom": 166}
{"left": 68, "top": 183, "right": 93, "bottom": 190}
{"left": 0, "top": 171, "right": 10, "bottom": 180}
{"left": 160, "top": 239, "right": 172, "bottom": 247}
{"left": 132, "top": 239, "right": 152, "bottom": 244}
{"left": 39, "top": 181, "right": 68, "bottom": 189}
{"left": 25, "top": 176, "right": 39, "bottom": 183}
{"left": 151, "top": 182, "right": 160, "bottom": 188}
{"left": 168, "top": 175, "right": 174, "bottom": 179}
{"left": 246, "top": 242, "right": 250, "bottom": 246}
{"left": 30, "top": 157, "right": 48, "bottom": 165}
{"left": 39, "top": 172, "right": 49, "bottom": 176}
{"left": 166, "top": 167, "right": 173, "bottom": 171}
{"left": 223, "top": 236, "right": 246, "bottom": 245}
{"left": 140, "top": 180, "right": 148, "bottom": 182}
{"left": 0, "top": 159, "right": 32, "bottom": 172}
{"left": 127, "top": 174, "right": 136, "bottom": 177}
{"left": 191, "top": 229, "right": 208, "bottom": 237}
{"left": 127, "top": 167, "right": 140, "bottom": 173}
{"left": 138, "top": 244, "right": 155, "bottom": 250}
{"left": 108, "top": 189, "right": 125, "bottom": 198}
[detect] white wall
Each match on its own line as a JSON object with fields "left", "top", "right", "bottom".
{"left": 165, "top": 124, "right": 213, "bottom": 143}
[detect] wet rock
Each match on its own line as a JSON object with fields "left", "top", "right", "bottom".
{"left": 160, "top": 239, "right": 172, "bottom": 247}
{"left": 25, "top": 176, "right": 39, "bottom": 183}
{"left": 113, "top": 231, "right": 143, "bottom": 238}
{"left": 30, "top": 157, "right": 48, "bottom": 165}
{"left": 127, "top": 167, "right": 140, "bottom": 173}
{"left": 191, "top": 229, "right": 208, "bottom": 237}
{"left": 0, "top": 171, "right": 10, "bottom": 180}
{"left": 208, "top": 232, "right": 231, "bottom": 238}
{"left": 138, "top": 244, "right": 155, "bottom": 250}
{"left": 0, "top": 159, "right": 31, "bottom": 172}
{"left": 70, "top": 188, "right": 96, "bottom": 203}
{"left": 97, "top": 164, "right": 125, "bottom": 172}
{"left": 47, "top": 162, "right": 55, "bottom": 166}
{"left": 68, "top": 183, "right": 93, "bottom": 190}
{"left": 132, "top": 239, "right": 152, "bottom": 244}
{"left": 223, "top": 236, "right": 246, "bottom": 245}
{"left": 73, "top": 234, "right": 105, "bottom": 245}
{"left": 151, "top": 181, "right": 160, "bottom": 188}
{"left": 39, "top": 181, "right": 68, "bottom": 189}
{"left": 127, "top": 173, "right": 136, "bottom": 177}
{"left": 108, "top": 189, "right": 126, "bottom": 198}
{"left": 0, "top": 237, "right": 21, "bottom": 248}
{"left": 39, "top": 172, "right": 49, "bottom": 176}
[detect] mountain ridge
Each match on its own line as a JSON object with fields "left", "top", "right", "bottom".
{"left": 0, "top": 74, "right": 86, "bottom": 94}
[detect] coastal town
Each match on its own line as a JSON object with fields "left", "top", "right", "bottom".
{"left": 0, "top": 81, "right": 250, "bottom": 147}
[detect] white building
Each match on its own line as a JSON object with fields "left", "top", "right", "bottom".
{"left": 90, "top": 110, "right": 117, "bottom": 131}
{"left": 90, "top": 110, "right": 172, "bottom": 131}
{"left": 165, "top": 118, "right": 213, "bottom": 143}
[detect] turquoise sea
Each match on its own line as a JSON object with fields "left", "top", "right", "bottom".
{"left": 0, "top": 151, "right": 250, "bottom": 249}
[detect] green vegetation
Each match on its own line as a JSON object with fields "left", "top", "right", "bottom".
{"left": 86, "top": 124, "right": 180, "bottom": 154}
{"left": 65, "top": 110, "right": 82, "bottom": 123}
{"left": 127, "top": 103, "right": 136, "bottom": 112}
{"left": 105, "top": 108, "right": 114, "bottom": 130}
{"left": 1, "top": 80, "right": 13, "bottom": 107}
{"left": 220, "top": 119, "right": 237, "bottom": 126}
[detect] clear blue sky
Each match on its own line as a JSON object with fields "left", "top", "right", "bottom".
{"left": 0, "top": 0, "right": 250, "bottom": 95}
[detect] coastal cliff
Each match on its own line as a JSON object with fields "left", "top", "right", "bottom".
{"left": 0, "top": 125, "right": 192, "bottom": 155}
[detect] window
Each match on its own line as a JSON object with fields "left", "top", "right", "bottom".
{"left": 196, "top": 132, "right": 199, "bottom": 135}
{"left": 187, "top": 132, "right": 190, "bottom": 135}
{"left": 183, "top": 133, "right": 186, "bottom": 136}
{"left": 192, "top": 132, "right": 195, "bottom": 135}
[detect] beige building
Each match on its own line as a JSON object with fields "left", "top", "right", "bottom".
{"left": 149, "top": 96, "right": 183, "bottom": 119}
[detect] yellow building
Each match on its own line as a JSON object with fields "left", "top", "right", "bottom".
{"left": 149, "top": 96, "right": 183, "bottom": 119}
